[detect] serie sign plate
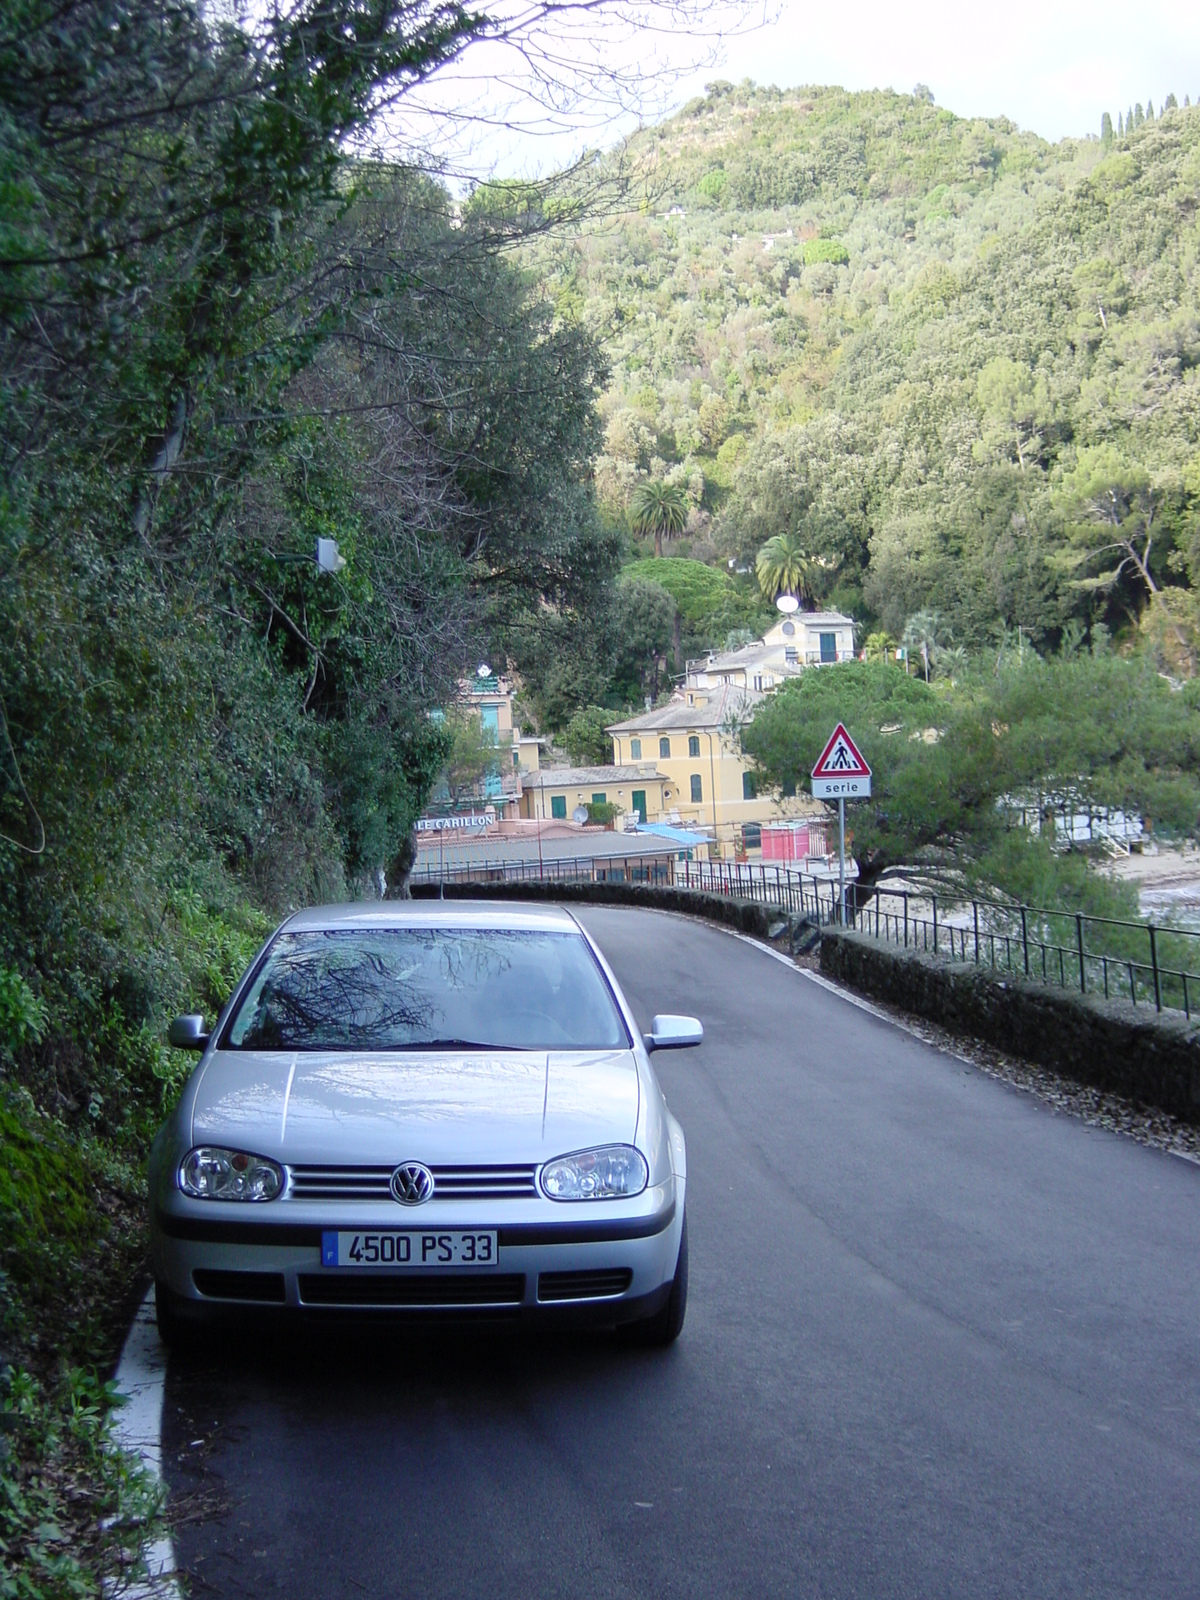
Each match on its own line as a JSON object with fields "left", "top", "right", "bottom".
{"left": 322, "top": 1230, "right": 497, "bottom": 1268}
{"left": 811, "top": 775, "right": 871, "bottom": 799}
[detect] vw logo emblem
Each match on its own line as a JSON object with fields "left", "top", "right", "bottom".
{"left": 391, "top": 1161, "right": 434, "bottom": 1205}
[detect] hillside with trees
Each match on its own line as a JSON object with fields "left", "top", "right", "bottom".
{"left": 543, "top": 80, "right": 1200, "bottom": 669}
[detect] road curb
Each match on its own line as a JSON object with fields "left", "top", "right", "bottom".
{"left": 107, "top": 1289, "right": 181, "bottom": 1599}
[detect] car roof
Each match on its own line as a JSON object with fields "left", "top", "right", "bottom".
{"left": 280, "top": 901, "right": 582, "bottom": 935}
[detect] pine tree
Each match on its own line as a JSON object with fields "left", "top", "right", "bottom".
{"left": 1164, "top": 93, "right": 1177, "bottom": 111}
{"left": 1134, "top": 103, "right": 1144, "bottom": 127}
{"left": 1146, "top": 99, "right": 1155, "bottom": 121}
{"left": 1101, "top": 111, "right": 1113, "bottom": 144}
{"left": 1118, "top": 111, "right": 1124, "bottom": 136}
{"left": 1127, "top": 106, "right": 1135, "bottom": 132}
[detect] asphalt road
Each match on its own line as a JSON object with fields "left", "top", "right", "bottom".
{"left": 162, "top": 906, "right": 1200, "bottom": 1598}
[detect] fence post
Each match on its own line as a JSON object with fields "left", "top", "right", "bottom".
{"left": 973, "top": 900, "right": 980, "bottom": 965}
{"left": 1020, "top": 905, "right": 1029, "bottom": 976}
{"left": 903, "top": 891, "right": 909, "bottom": 948}
{"left": 1150, "top": 924, "right": 1162, "bottom": 1012}
{"left": 1076, "top": 914, "right": 1086, "bottom": 994}
{"left": 932, "top": 895, "right": 938, "bottom": 954}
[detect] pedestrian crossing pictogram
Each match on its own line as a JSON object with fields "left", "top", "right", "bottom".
{"left": 811, "top": 724, "right": 871, "bottom": 781}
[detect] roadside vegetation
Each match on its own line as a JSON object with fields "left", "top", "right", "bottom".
{"left": 0, "top": 1, "right": 623, "bottom": 1591}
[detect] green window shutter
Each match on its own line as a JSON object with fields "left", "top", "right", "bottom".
{"left": 550, "top": 795, "right": 567, "bottom": 819}
{"left": 659, "top": 737, "right": 671, "bottom": 758}
{"left": 592, "top": 792, "right": 606, "bottom": 805}
{"left": 630, "top": 738, "right": 641, "bottom": 759}
{"left": 631, "top": 789, "right": 646, "bottom": 821}
{"left": 742, "top": 772, "right": 757, "bottom": 800}
{"left": 690, "top": 774, "right": 702, "bottom": 803}
{"left": 688, "top": 736, "right": 700, "bottom": 757}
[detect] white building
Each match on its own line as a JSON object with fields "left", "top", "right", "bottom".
{"left": 685, "top": 611, "right": 856, "bottom": 692}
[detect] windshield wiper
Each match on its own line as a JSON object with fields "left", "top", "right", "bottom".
{"left": 393, "top": 1038, "right": 524, "bottom": 1052}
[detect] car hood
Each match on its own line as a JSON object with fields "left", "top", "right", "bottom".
{"left": 189, "top": 1048, "right": 641, "bottom": 1165}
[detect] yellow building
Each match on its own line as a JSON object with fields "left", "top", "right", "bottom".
{"left": 608, "top": 684, "right": 822, "bottom": 858}
{"left": 519, "top": 765, "right": 673, "bottom": 824}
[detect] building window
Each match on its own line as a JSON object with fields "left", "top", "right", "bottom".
{"left": 753, "top": 675, "right": 763, "bottom": 691}
{"left": 550, "top": 795, "right": 567, "bottom": 819}
{"left": 690, "top": 774, "right": 702, "bottom": 803}
{"left": 512, "top": 748, "right": 520, "bottom": 767}
{"left": 631, "top": 789, "right": 646, "bottom": 822}
{"left": 819, "top": 631, "right": 837, "bottom": 663}
{"left": 743, "top": 822, "right": 762, "bottom": 850}
{"left": 592, "top": 792, "right": 606, "bottom": 805}
{"left": 659, "top": 737, "right": 671, "bottom": 758}
{"left": 743, "top": 772, "right": 757, "bottom": 800}
{"left": 688, "top": 735, "right": 700, "bottom": 757}
{"left": 784, "top": 648, "right": 798, "bottom": 664}
{"left": 630, "top": 737, "right": 641, "bottom": 759}
{"left": 781, "top": 621, "right": 795, "bottom": 637}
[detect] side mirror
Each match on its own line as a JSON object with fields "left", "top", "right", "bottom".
{"left": 168, "top": 1013, "right": 209, "bottom": 1051}
{"left": 643, "top": 1014, "right": 704, "bottom": 1053}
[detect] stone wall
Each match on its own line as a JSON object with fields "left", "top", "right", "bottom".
{"left": 821, "top": 928, "right": 1200, "bottom": 1123}
{"left": 410, "top": 878, "right": 773, "bottom": 938}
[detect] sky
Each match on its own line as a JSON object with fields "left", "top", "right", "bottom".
{"left": 397, "top": 0, "right": 1200, "bottom": 181}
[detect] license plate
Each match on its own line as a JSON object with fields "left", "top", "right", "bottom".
{"left": 321, "top": 1230, "right": 498, "bottom": 1269}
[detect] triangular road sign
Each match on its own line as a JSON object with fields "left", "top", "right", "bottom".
{"left": 812, "top": 723, "right": 871, "bottom": 780}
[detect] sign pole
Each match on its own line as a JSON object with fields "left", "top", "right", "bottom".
{"left": 811, "top": 722, "right": 872, "bottom": 930}
{"left": 838, "top": 797, "right": 845, "bottom": 924}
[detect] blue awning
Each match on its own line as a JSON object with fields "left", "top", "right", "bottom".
{"left": 630, "top": 823, "right": 714, "bottom": 847}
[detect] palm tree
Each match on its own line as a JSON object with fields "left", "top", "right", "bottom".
{"left": 629, "top": 479, "right": 689, "bottom": 558}
{"left": 755, "top": 532, "right": 814, "bottom": 603}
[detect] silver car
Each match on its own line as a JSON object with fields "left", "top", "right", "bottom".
{"left": 150, "top": 902, "right": 700, "bottom": 1348}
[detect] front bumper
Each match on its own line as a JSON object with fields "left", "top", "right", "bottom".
{"left": 151, "top": 1182, "right": 683, "bottom": 1325}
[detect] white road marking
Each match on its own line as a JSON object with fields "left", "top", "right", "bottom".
{"left": 107, "top": 1288, "right": 181, "bottom": 1599}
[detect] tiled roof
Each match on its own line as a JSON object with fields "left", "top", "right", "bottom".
{"left": 521, "top": 764, "right": 663, "bottom": 788}
{"left": 607, "top": 683, "right": 763, "bottom": 734}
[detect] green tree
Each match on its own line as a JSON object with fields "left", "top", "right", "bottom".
{"left": 629, "top": 480, "right": 689, "bottom": 558}
{"left": 741, "top": 657, "right": 1200, "bottom": 896}
{"left": 611, "top": 579, "right": 677, "bottom": 704}
{"left": 1055, "top": 448, "right": 1163, "bottom": 601}
{"left": 755, "top": 532, "right": 816, "bottom": 601}
{"left": 563, "top": 706, "right": 615, "bottom": 766}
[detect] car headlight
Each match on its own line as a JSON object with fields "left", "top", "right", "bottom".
{"left": 540, "top": 1145, "right": 648, "bottom": 1201}
{"left": 179, "top": 1147, "right": 283, "bottom": 1202}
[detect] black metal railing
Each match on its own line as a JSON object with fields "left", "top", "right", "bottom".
{"left": 410, "top": 853, "right": 1200, "bottom": 1018}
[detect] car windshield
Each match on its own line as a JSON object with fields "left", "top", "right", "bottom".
{"left": 224, "top": 928, "right": 630, "bottom": 1051}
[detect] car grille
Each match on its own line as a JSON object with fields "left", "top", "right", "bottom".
{"left": 287, "top": 1164, "right": 538, "bottom": 1201}
{"left": 537, "top": 1268, "right": 633, "bottom": 1303}
{"left": 297, "top": 1273, "right": 526, "bottom": 1307}
{"left": 193, "top": 1269, "right": 286, "bottom": 1304}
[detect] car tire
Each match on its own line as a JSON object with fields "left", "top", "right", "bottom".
{"left": 154, "top": 1281, "right": 202, "bottom": 1356}
{"left": 620, "top": 1213, "right": 688, "bottom": 1348}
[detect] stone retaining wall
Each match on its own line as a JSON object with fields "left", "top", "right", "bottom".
{"left": 821, "top": 928, "right": 1200, "bottom": 1123}
{"left": 410, "top": 878, "right": 773, "bottom": 938}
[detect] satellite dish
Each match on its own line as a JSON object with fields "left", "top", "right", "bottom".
{"left": 477, "top": 663, "right": 491, "bottom": 678}
{"left": 775, "top": 593, "right": 800, "bottom": 614}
